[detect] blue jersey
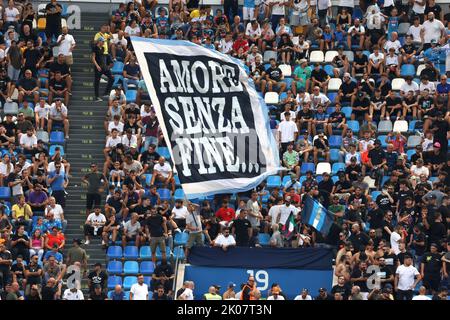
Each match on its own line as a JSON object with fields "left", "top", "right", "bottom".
{"left": 244, "top": 0, "right": 255, "bottom": 8}
{"left": 334, "top": 31, "right": 345, "bottom": 42}
{"left": 387, "top": 17, "right": 399, "bottom": 39}
{"left": 48, "top": 171, "right": 66, "bottom": 191}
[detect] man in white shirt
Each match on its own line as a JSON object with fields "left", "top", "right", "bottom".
{"left": 213, "top": 228, "right": 236, "bottom": 251}
{"left": 277, "top": 197, "right": 299, "bottom": 226}
{"left": 400, "top": 76, "right": 419, "bottom": 97}
{"left": 35, "top": 97, "right": 51, "bottom": 130}
{"left": 384, "top": 32, "right": 401, "bottom": 54}
{"left": 45, "top": 196, "right": 67, "bottom": 231}
{"left": 368, "top": 46, "right": 384, "bottom": 75}
{"left": 277, "top": 112, "right": 298, "bottom": 154}
{"left": 56, "top": 27, "right": 76, "bottom": 66}
{"left": 151, "top": 157, "right": 175, "bottom": 192}
{"left": 129, "top": 274, "right": 149, "bottom": 300}
{"left": 63, "top": 287, "right": 85, "bottom": 300}
{"left": 421, "top": 12, "right": 445, "bottom": 47}
{"left": 19, "top": 128, "right": 37, "bottom": 155}
{"left": 294, "top": 288, "right": 312, "bottom": 300}
{"left": 83, "top": 206, "right": 106, "bottom": 245}
{"left": 412, "top": 286, "right": 431, "bottom": 300}
{"left": 104, "top": 128, "right": 122, "bottom": 158}
{"left": 171, "top": 199, "right": 189, "bottom": 227}
{"left": 394, "top": 254, "right": 421, "bottom": 300}
{"left": 390, "top": 225, "right": 403, "bottom": 255}
{"left": 407, "top": 16, "right": 423, "bottom": 44}
{"left": 267, "top": 287, "right": 285, "bottom": 300}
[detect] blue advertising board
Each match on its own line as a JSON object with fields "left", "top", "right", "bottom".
{"left": 184, "top": 265, "right": 333, "bottom": 300}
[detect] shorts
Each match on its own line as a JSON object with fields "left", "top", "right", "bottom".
{"left": 186, "top": 232, "right": 203, "bottom": 249}
{"left": 84, "top": 224, "right": 104, "bottom": 236}
{"left": 86, "top": 193, "right": 101, "bottom": 209}
{"left": 65, "top": 55, "right": 73, "bottom": 66}
{"left": 150, "top": 236, "right": 166, "bottom": 253}
{"left": 243, "top": 7, "right": 255, "bottom": 21}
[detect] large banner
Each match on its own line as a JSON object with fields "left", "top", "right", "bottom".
{"left": 132, "top": 38, "right": 282, "bottom": 198}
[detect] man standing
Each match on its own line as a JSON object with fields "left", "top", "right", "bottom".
{"left": 395, "top": 254, "right": 422, "bottom": 300}
{"left": 185, "top": 202, "right": 204, "bottom": 259}
{"left": 231, "top": 209, "right": 252, "bottom": 247}
{"left": 45, "top": 0, "right": 63, "bottom": 44}
{"left": 277, "top": 112, "right": 298, "bottom": 155}
{"left": 56, "top": 27, "right": 76, "bottom": 67}
{"left": 92, "top": 37, "right": 114, "bottom": 102}
{"left": 420, "top": 243, "right": 443, "bottom": 294}
{"left": 82, "top": 163, "right": 107, "bottom": 216}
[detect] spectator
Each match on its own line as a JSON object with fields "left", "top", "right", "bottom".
{"left": 130, "top": 274, "right": 149, "bottom": 300}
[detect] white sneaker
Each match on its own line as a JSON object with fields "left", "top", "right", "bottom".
{"left": 174, "top": 228, "right": 182, "bottom": 233}
{"left": 101, "top": 240, "right": 106, "bottom": 246}
{"left": 6, "top": 97, "right": 12, "bottom": 103}
{"left": 84, "top": 240, "right": 90, "bottom": 245}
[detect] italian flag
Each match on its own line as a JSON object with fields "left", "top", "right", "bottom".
{"left": 282, "top": 213, "right": 295, "bottom": 237}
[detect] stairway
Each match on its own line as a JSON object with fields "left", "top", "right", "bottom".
{"left": 63, "top": 12, "right": 110, "bottom": 294}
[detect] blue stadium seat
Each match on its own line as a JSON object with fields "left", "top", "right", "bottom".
{"left": 328, "top": 92, "right": 338, "bottom": 103}
{"left": 125, "top": 90, "right": 137, "bottom": 103}
{"left": 123, "top": 261, "right": 139, "bottom": 275}
{"left": 107, "top": 275, "right": 122, "bottom": 289}
{"left": 381, "top": 176, "right": 390, "bottom": 186}
{"left": 143, "top": 276, "right": 152, "bottom": 287}
{"left": 123, "top": 276, "right": 137, "bottom": 290}
{"left": 352, "top": 7, "right": 363, "bottom": 20}
{"left": 140, "top": 261, "right": 155, "bottom": 275}
{"left": 113, "top": 75, "right": 123, "bottom": 87}
{"left": 139, "top": 246, "right": 151, "bottom": 259}
{"left": 123, "top": 246, "right": 139, "bottom": 259}
{"left": 330, "top": 149, "right": 340, "bottom": 163}
{"left": 49, "top": 145, "right": 65, "bottom": 157}
{"left": 156, "top": 247, "right": 171, "bottom": 260}
{"left": 400, "top": 64, "right": 415, "bottom": 77}
{"left": 347, "top": 120, "right": 360, "bottom": 132}
{"left": 49, "top": 131, "right": 65, "bottom": 145}
{"left": 406, "top": 149, "right": 415, "bottom": 161}
{"left": 258, "top": 233, "right": 271, "bottom": 246}
{"left": 0, "top": 187, "right": 11, "bottom": 200}
{"left": 143, "top": 174, "right": 152, "bottom": 187}
{"left": 172, "top": 246, "right": 185, "bottom": 260}
{"left": 342, "top": 107, "right": 352, "bottom": 119}
{"left": 326, "top": 106, "right": 336, "bottom": 115}
{"left": 174, "top": 231, "right": 189, "bottom": 246}
{"left": 112, "top": 61, "right": 124, "bottom": 74}
{"left": 378, "top": 135, "right": 388, "bottom": 148}
{"left": 281, "top": 175, "right": 291, "bottom": 186}
{"left": 282, "top": 77, "right": 293, "bottom": 88}
{"left": 157, "top": 147, "right": 171, "bottom": 160}
{"left": 329, "top": 135, "right": 342, "bottom": 148}
{"left": 174, "top": 189, "right": 185, "bottom": 200}
{"left": 107, "top": 246, "right": 123, "bottom": 259}
{"left": 266, "top": 175, "right": 281, "bottom": 188}
{"left": 174, "top": 175, "right": 181, "bottom": 187}
{"left": 157, "top": 188, "right": 171, "bottom": 201}
{"left": 301, "top": 162, "right": 315, "bottom": 174}
{"left": 332, "top": 163, "right": 345, "bottom": 174}
{"left": 279, "top": 92, "right": 287, "bottom": 101}
{"left": 107, "top": 261, "right": 123, "bottom": 274}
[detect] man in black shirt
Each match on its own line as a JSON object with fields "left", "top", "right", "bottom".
{"left": 265, "top": 58, "right": 286, "bottom": 94}
{"left": 420, "top": 61, "right": 438, "bottom": 81}
{"left": 352, "top": 91, "right": 370, "bottom": 122}
{"left": 87, "top": 263, "right": 108, "bottom": 295}
{"left": 139, "top": 144, "right": 160, "bottom": 173}
{"left": 49, "top": 71, "right": 69, "bottom": 105}
{"left": 0, "top": 68, "right": 14, "bottom": 104}
{"left": 231, "top": 209, "right": 252, "bottom": 247}
{"left": 45, "top": 0, "right": 63, "bottom": 44}
{"left": 350, "top": 261, "right": 370, "bottom": 292}
{"left": 337, "top": 73, "right": 357, "bottom": 104}
{"left": 92, "top": 38, "right": 114, "bottom": 101}
{"left": 378, "top": 73, "right": 392, "bottom": 97}
{"left": 50, "top": 54, "right": 72, "bottom": 94}
{"left": 328, "top": 103, "right": 347, "bottom": 136}
{"left": 22, "top": 40, "right": 42, "bottom": 77}
{"left": 311, "top": 63, "right": 330, "bottom": 94}
{"left": 420, "top": 243, "right": 443, "bottom": 293}
{"left": 313, "top": 132, "right": 330, "bottom": 165}
{"left": 89, "top": 284, "right": 108, "bottom": 300}
{"left": 352, "top": 49, "right": 368, "bottom": 76}
{"left": 151, "top": 260, "right": 174, "bottom": 294}
{"left": 400, "top": 35, "right": 417, "bottom": 64}
{"left": 145, "top": 207, "right": 168, "bottom": 264}
{"left": 385, "top": 90, "right": 402, "bottom": 120}
{"left": 368, "top": 139, "right": 386, "bottom": 187}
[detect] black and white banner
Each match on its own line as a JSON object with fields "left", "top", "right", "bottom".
{"left": 132, "top": 38, "right": 282, "bottom": 198}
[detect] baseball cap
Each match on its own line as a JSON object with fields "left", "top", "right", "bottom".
{"left": 97, "top": 37, "right": 105, "bottom": 42}
{"left": 299, "top": 59, "right": 307, "bottom": 64}
{"left": 430, "top": 243, "right": 439, "bottom": 248}
{"left": 433, "top": 142, "right": 441, "bottom": 148}
{"left": 228, "top": 282, "right": 236, "bottom": 289}
{"left": 374, "top": 139, "right": 381, "bottom": 145}
{"left": 130, "top": 143, "right": 138, "bottom": 149}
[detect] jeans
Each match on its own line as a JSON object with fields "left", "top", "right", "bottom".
{"left": 122, "top": 78, "right": 139, "bottom": 92}
{"left": 94, "top": 68, "right": 114, "bottom": 98}
{"left": 397, "top": 289, "right": 413, "bottom": 300}
{"left": 8, "top": 65, "right": 20, "bottom": 82}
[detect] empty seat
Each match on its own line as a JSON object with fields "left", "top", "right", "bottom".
{"left": 125, "top": 90, "right": 137, "bottom": 103}
{"left": 329, "top": 135, "right": 342, "bottom": 148}
{"left": 344, "top": 51, "right": 354, "bottom": 63}
{"left": 347, "top": 120, "right": 360, "bottom": 132}
{"left": 107, "top": 246, "right": 123, "bottom": 259}
{"left": 407, "top": 135, "right": 422, "bottom": 148}
{"left": 140, "top": 261, "right": 155, "bottom": 275}
{"left": 174, "top": 175, "right": 181, "bottom": 187}
{"left": 155, "top": 247, "right": 171, "bottom": 260}
{"left": 139, "top": 246, "right": 151, "bottom": 259}
{"left": 123, "top": 261, "right": 139, "bottom": 275}
{"left": 391, "top": 78, "right": 405, "bottom": 91}
{"left": 406, "top": 149, "right": 415, "bottom": 160}
{"left": 143, "top": 174, "right": 152, "bottom": 187}
{"left": 330, "top": 149, "right": 340, "bottom": 163}
{"left": 36, "top": 131, "right": 49, "bottom": 144}
{"left": 301, "top": 162, "right": 315, "bottom": 174}
{"left": 107, "top": 275, "right": 122, "bottom": 289}
{"left": 378, "top": 120, "right": 393, "bottom": 133}
{"left": 324, "top": 64, "right": 335, "bottom": 77}
{"left": 266, "top": 175, "right": 281, "bottom": 188}
{"left": 328, "top": 78, "right": 342, "bottom": 91}
{"left": 316, "top": 162, "right": 331, "bottom": 175}
{"left": 371, "top": 191, "right": 382, "bottom": 200}
{"left": 156, "top": 147, "right": 171, "bottom": 159}
{"left": 258, "top": 233, "right": 271, "bottom": 246}
{"left": 400, "top": 64, "right": 415, "bottom": 77}
{"left": 172, "top": 246, "right": 185, "bottom": 260}
{"left": 111, "top": 61, "right": 124, "bottom": 74}
{"left": 310, "top": 51, "right": 324, "bottom": 63}
{"left": 278, "top": 64, "right": 291, "bottom": 77}
{"left": 324, "top": 51, "right": 338, "bottom": 63}
{"left": 123, "top": 246, "right": 139, "bottom": 259}
{"left": 174, "top": 189, "right": 185, "bottom": 200}
{"left": 332, "top": 162, "right": 345, "bottom": 174}
{"left": 0, "top": 187, "right": 11, "bottom": 200}
{"left": 49, "top": 131, "right": 65, "bottom": 144}
{"left": 157, "top": 188, "right": 171, "bottom": 201}
{"left": 123, "top": 276, "right": 137, "bottom": 290}
{"left": 264, "top": 92, "right": 279, "bottom": 104}
{"left": 107, "top": 261, "right": 123, "bottom": 274}
{"left": 393, "top": 120, "right": 408, "bottom": 133}
{"left": 174, "top": 231, "right": 189, "bottom": 247}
